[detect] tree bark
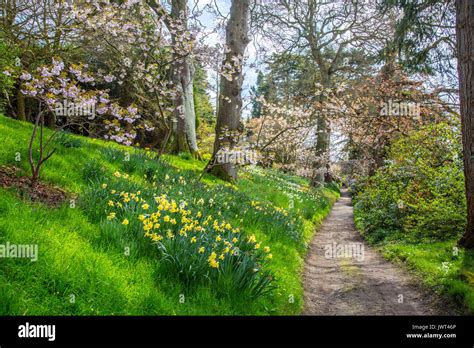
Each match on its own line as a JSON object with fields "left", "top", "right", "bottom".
{"left": 169, "top": 0, "right": 199, "bottom": 156}
{"left": 17, "top": 88, "right": 26, "bottom": 121}
{"left": 312, "top": 73, "right": 331, "bottom": 185}
{"left": 207, "top": 0, "right": 250, "bottom": 181}
{"left": 456, "top": 0, "right": 474, "bottom": 249}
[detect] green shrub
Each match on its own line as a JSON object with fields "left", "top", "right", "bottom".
{"left": 354, "top": 122, "right": 466, "bottom": 242}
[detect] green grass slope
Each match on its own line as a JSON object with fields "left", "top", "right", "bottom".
{"left": 0, "top": 115, "right": 339, "bottom": 315}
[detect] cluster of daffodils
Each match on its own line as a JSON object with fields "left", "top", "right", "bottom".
{"left": 101, "top": 178, "right": 272, "bottom": 272}
{"left": 138, "top": 194, "right": 272, "bottom": 269}
{"left": 250, "top": 200, "right": 288, "bottom": 217}
{"left": 273, "top": 206, "right": 289, "bottom": 217}
{"left": 96, "top": 170, "right": 275, "bottom": 296}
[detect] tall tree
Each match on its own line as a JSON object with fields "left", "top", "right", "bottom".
{"left": 381, "top": 0, "right": 473, "bottom": 249}
{"left": 250, "top": 71, "right": 267, "bottom": 119}
{"left": 193, "top": 64, "right": 215, "bottom": 125}
{"left": 169, "top": 0, "right": 199, "bottom": 156}
{"left": 253, "top": 0, "right": 386, "bottom": 184}
{"left": 456, "top": 0, "right": 474, "bottom": 248}
{"left": 206, "top": 0, "right": 250, "bottom": 181}
{"left": 147, "top": 0, "right": 200, "bottom": 157}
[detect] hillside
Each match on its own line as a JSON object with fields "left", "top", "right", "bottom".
{"left": 0, "top": 115, "right": 339, "bottom": 315}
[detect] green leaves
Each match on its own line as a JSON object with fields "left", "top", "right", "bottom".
{"left": 354, "top": 122, "right": 465, "bottom": 243}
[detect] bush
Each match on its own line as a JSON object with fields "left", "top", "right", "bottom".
{"left": 354, "top": 122, "right": 466, "bottom": 242}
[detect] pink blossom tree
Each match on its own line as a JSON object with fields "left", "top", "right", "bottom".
{"left": 19, "top": 58, "right": 144, "bottom": 187}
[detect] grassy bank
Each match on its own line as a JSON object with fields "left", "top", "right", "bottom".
{"left": 0, "top": 115, "right": 339, "bottom": 315}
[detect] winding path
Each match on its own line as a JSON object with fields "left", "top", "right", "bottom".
{"left": 303, "top": 190, "right": 450, "bottom": 315}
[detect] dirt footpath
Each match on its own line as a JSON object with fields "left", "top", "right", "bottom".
{"left": 303, "top": 190, "right": 453, "bottom": 315}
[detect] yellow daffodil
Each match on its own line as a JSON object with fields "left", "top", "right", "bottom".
{"left": 151, "top": 234, "right": 163, "bottom": 242}
{"left": 208, "top": 252, "right": 219, "bottom": 268}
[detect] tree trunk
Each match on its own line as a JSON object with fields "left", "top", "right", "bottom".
{"left": 45, "top": 112, "right": 56, "bottom": 129}
{"left": 17, "top": 88, "right": 26, "bottom": 121}
{"left": 169, "top": 0, "right": 199, "bottom": 156}
{"left": 457, "top": 0, "right": 474, "bottom": 249}
{"left": 207, "top": 0, "right": 250, "bottom": 181}
{"left": 312, "top": 75, "right": 331, "bottom": 185}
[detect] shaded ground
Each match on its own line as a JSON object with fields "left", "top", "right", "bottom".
{"left": 303, "top": 189, "right": 455, "bottom": 315}
{"left": 0, "top": 166, "right": 67, "bottom": 207}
